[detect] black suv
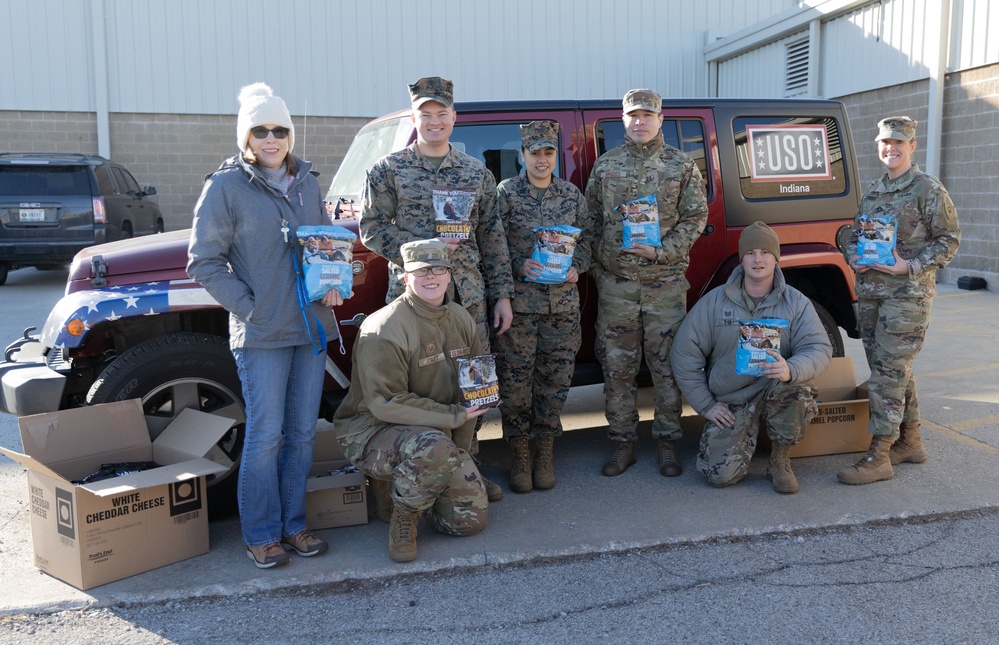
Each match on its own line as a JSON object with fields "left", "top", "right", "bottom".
{"left": 0, "top": 153, "right": 164, "bottom": 285}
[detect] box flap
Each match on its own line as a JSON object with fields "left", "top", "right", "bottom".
{"left": 313, "top": 430, "right": 344, "bottom": 461}
{"left": 151, "top": 408, "right": 236, "bottom": 465}
{"left": 0, "top": 445, "right": 67, "bottom": 482}
{"left": 17, "top": 400, "right": 152, "bottom": 477}
{"left": 81, "top": 457, "right": 228, "bottom": 496}
{"left": 812, "top": 357, "right": 858, "bottom": 403}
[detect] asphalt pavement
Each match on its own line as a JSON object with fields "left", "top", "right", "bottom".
{"left": 1, "top": 277, "right": 997, "bottom": 615}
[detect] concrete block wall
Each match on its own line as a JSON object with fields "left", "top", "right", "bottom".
{"left": 0, "top": 111, "right": 370, "bottom": 232}
{"left": 837, "top": 62, "right": 999, "bottom": 290}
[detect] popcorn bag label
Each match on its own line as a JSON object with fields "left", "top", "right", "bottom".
{"left": 457, "top": 354, "right": 500, "bottom": 408}
{"left": 736, "top": 318, "right": 788, "bottom": 376}
{"left": 297, "top": 225, "right": 357, "bottom": 300}
{"left": 527, "top": 224, "right": 581, "bottom": 285}
{"left": 856, "top": 214, "right": 897, "bottom": 267}
{"left": 433, "top": 185, "right": 474, "bottom": 240}
{"left": 616, "top": 194, "right": 662, "bottom": 249}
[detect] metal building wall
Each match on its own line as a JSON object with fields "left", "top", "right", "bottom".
{"left": 712, "top": 0, "right": 999, "bottom": 101}
{"left": 3, "top": 0, "right": 798, "bottom": 118}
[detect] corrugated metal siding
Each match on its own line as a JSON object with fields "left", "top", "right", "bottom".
{"left": 716, "top": 0, "right": 999, "bottom": 100}
{"left": 952, "top": 0, "right": 999, "bottom": 70}
{"left": 820, "top": 0, "right": 932, "bottom": 98}
{"left": 4, "top": 0, "right": 798, "bottom": 117}
{"left": 717, "top": 37, "right": 795, "bottom": 97}
{"left": 0, "top": 0, "right": 94, "bottom": 111}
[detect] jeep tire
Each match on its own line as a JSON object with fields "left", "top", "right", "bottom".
{"left": 87, "top": 332, "right": 245, "bottom": 516}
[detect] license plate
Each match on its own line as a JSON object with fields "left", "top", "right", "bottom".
{"left": 19, "top": 208, "right": 45, "bottom": 222}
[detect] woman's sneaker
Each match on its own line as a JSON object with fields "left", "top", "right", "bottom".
{"left": 281, "top": 530, "right": 329, "bottom": 557}
{"left": 246, "top": 542, "right": 291, "bottom": 569}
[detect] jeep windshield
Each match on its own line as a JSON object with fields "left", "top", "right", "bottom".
{"left": 326, "top": 115, "right": 412, "bottom": 209}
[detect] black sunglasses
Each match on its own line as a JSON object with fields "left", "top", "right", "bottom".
{"left": 250, "top": 126, "right": 290, "bottom": 140}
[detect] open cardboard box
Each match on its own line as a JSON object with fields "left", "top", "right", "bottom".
{"left": 305, "top": 431, "right": 366, "bottom": 530}
{"left": 790, "top": 356, "right": 870, "bottom": 457}
{"left": 0, "top": 399, "right": 235, "bottom": 590}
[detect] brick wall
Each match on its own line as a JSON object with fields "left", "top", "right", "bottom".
{"left": 837, "top": 62, "right": 999, "bottom": 290}
{"left": 0, "top": 111, "right": 370, "bottom": 232}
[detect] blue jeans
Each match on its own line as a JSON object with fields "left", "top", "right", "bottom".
{"left": 232, "top": 345, "right": 326, "bottom": 547}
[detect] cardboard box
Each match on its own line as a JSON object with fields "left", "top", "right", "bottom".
{"left": 0, "top": 400, "right": 235, "bottom": 590}
{"left": 789, "top": 356, "right": 871, "bottom": 458}
{"left": 305, "top": 432, "right": 366, "bottom": 530}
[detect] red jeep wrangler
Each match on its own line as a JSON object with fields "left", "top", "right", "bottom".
{"left": 0, "top": 98, "right": 859, "bottom": 508}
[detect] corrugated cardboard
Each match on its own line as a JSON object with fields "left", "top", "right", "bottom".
{"left": 305, "top": 432, "right": 366, "bottom": 530}
{"left": 789, "top": 356, "right": 871, "bottom": 457}
{"left": 0, "top": 400, "right": 234, "bottom": 590}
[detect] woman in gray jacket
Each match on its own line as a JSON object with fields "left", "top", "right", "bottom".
{"left": 188, "top": 83, "right": 342, "bottom": 569}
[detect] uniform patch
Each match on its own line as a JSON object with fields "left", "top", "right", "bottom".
{"left": 425, "top": 341, "right": 437, "bottom": 356}
{"left": 419, "top": 353, "right": 446, "bottom": 368}
{"left": 449, "top": 347, "right": 471, "bottom": 358}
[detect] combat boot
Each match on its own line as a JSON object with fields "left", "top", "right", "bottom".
{"left": 601, "top": 440, "right": 637, "bottom": 476}
{"left": 890, "top": 422, "right": 928, "bottom": 465}
{"left": 766, "top": 443, "right": 799, "bottom": 494}
{"left": 837, "top": 434, "right": 894, "bottom": 485}
{"left": 509, "top": 437, "right": 533, "bottom": 493}
{"left": 533, "top": 436, "right": 556, "bottom": 490}
{"left": 483, "top": 476, "right": 504, "bottom": 502}
{"left": 656, "top": 438, "right": 682, "bottom": 477}
{"left": 369, "top": 477, "right": 393, "bottom": 522}
{"left": 388, "top": 504, "right": 421, "bottom": 563}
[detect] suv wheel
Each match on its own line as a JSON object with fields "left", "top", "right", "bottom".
{"left": 811, "top": 300, "right": 845, "bottom": 358}
{"left": 120, "top": 222, "right": 133, "bottom": 240}
{"left": 0, "top": 261, "right": 7, "bottom": 286}
{"left": 86, "top": 332, "right": 245, "bottom": 516}
{"left": 155, "top": 219, "right": 165, "bottom": 233}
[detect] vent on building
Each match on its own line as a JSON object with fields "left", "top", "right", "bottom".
{"left": 785, "top": 38, "right": 809, "bottom": 97}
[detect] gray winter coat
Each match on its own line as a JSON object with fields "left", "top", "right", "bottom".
{"left": 670, "top": 265, "right": 832, "bottom": 415}
{"left": 188, "top": 154, "right": 336, "bottom": 350}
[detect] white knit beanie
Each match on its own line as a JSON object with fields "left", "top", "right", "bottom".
{"left": 236, "top": 82, "right": 295, "bottom": 154}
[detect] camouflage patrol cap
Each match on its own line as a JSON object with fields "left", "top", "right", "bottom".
{"left": 408, "top": 76, "right": 454, "bottom": 108}
{"left": 519, "top": 121, "right": 559, "bottom": 152}
{"left": 875, "top": 116, "right": 917, "bottom": 142}
{"left": 401, "top": 238, "right": 452, "bottom": 271}
{"left": 622, "top": 88, "right": 662, "bottom": 114}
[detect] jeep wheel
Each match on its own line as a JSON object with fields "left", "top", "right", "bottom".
{"left": 811, "top": 300, "right": 845, "bottom": 357}
{"left": 87, "top": 332, "right": 245, "bottom": 516}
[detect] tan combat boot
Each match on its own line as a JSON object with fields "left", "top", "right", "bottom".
{"left": 890, "top": 422, "right": 928, "bottom": 465}
{"left": 601, "top": 440, "right": 637, "bottom": 476}
{"left": 533, "top": 436, "right": 556, "bottom": 490}
{"left": 369, "top": 477, "right": 393, "bottom": 522}
{"left": 656, "top": 438, "right": 682, "bottom": 477}
{"left": 767, "top": 443, "right": 799, "bottom": 494}
{"left": 837, "top": 434, "right": 894, "bottom": 485}
{"left": 388, "top": 504, "right": 421, "bottom": 563}
{"left": 509, "top": 437, "right": 533, "bottom": 493}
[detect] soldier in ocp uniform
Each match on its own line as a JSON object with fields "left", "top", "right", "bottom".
{"left": 359, "top": 76, "right": 514, "bottom": 502}
{"left": 333, "top": 239, "right": 490, "bottom": 563}
{"left": 838, "top": 116, "right": 961, "bottom": 485}
{"left": 582, "top": 88, "right": 709, "bottom": 478}
{"left": 494, "top": 121, "right": 591, "bottom": 493}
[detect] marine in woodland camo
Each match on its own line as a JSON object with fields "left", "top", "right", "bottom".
{"left": 494, "top": 166, "right": 591, "bottom": 439}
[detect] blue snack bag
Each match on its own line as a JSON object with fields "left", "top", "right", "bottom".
{"left": 296, "top": 225, "right": 356, "bottom": 300}
{"left": 527, "top": 224, "right": 581, "bottom": 284}
{"left": 736, "top": 318, "right": 788, "bottom": 376}
{"left": 616, "top": 194, "right": 662, "bottom": 249}
{"left": 856, "top": 214, "right": 897, "bottom": 266}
